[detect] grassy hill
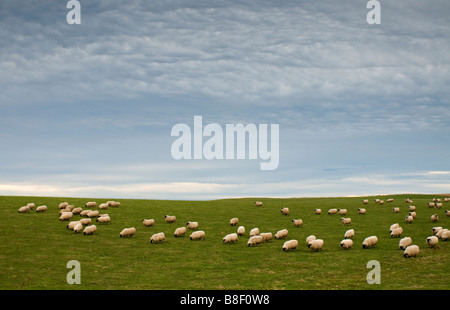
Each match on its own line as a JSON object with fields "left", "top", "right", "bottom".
{"left": 0, "top": 194, "right": 448, "bottom": 290}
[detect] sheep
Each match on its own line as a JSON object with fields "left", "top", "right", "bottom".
{"left": 260, "top": 232, "right": 273, "bottom": 242}
{"left": 405, "top": 198, "right": 413, "bottom": 203}
{"left": 98, "top": 203, "right": 109, "bottom": 210}
{"left": 58, "top": 202, "right": 69, "bottom": 209}
{"left": 80, "top": 218, "right": 91, "bottom": 225}
{"left": 344, "top": 229, "right": 355, "bottom": 239}
{"left": 305, "top": 235, "right": 316, "bottom": 245}
{"left": 386, "top": 198, "right": 394, "bottom": 203}
{"left": 190, "top": 230, "right": 206, "bottom": 240}
{"left": 26, "top": 203, "right": 35, "bottom": 210}
{"left": 59, "top": 212, "right": 73, "bottom": 221}
{"left": 428, "top": 202, "right": 435, "bottom": 208}
{"left": 390, "top": 223, "right": 400, "bottom": 232}
{"left": 435, "top": 203, "right": 443, "bottom": 209}
{"left": 247, "top": 235, "right": 263, "bottom": 246}
{"left": 426, "top": 236, "right": 439, "bottom": 248}
{"left": 83, "top": 225, "right": 97, "bottom": 235}
{"left": 237, "top": 226, "right": 245, "bottom": 236}
{"left": 338, "top": 209, "right": 347, "bottom": 215}
{"left": 275, "top": 229, "right": 288, "bottom": 239}
{"left": 393, "top": 207, "right": 400, "bottom": 213}
{"left": 340, "top": 217, "right": 351, "bottom": 225}
{"left": 249, "top": 228, "right": 260, "bottom": 237}
{"left": 186, "top": 221, "right": 199, "bottom": 230}
{"left": 108, "top": 201, "right": 121, "bottom": 207}
{"left": 446, "top": 210, "right": 450, "bottom": 217}
{"left": 405, "top": 215, "right": 414, "bottom": 224}
{"left": 72, "top": 207, "right": 82, "bottom": 214}
{"left": 282, "top": 239, "right": 298, "bottom": 251}
{"left": 67, "top": 221, "right": 81, "bottom": 230}
{"left": 308, "top": 239, "right": 324, "bottom": 251}
{"left": 85, "top": 202, "right": 96, "bottom": 208}
{"left": 403, "top": 245, "right": 419, "bottom": 258}
{"left": 150, "top": 232, "right": 166, "bottom": 243}
{"left": 436, "top": 228, "right": 447, "bottom": 239}
{"left": 358, "top": 208, "right": 366, "bottom": 215}
{"left": 432, "top": 227, "right": 443, "bottom": 235}
{"left": 340, "top": 239, "right": 353, "bottom": 249}
{"left": 291, "top": 219, "right": 303, "bottom": 227}
{"left": 59, "top": 207, "right": 72, "bottom": 214}
{"left": 441, "top": 229, "right": 450, "bottom": 241}
{"left": 174, "top": 226, "right": 186, "bottom": 237}
{"left": 399, "top": 237, "right": 412, "bottom": 250}
{"left": 362, "top": 236, "right": 378, "bottom": 249}
{"left": 374, "top": 198, "right": 380, "bottom": 203}
{"left": 165, "top": 215, "right": 176, "bottom": 223}
{"left": 18, "top": 206, "right": 30, "bottom": 213}
{"left": 65, "top": 205, "right": 75, "bottom": 211}
{"left": 120, "top": 227, "right": 136, "bottom": 238}
{"left": 35, "top": 205, "right": 48, "bottom": 213}
{"left": 362, "top": 199, "right": 369, "bottom": 204}
{"left": 431, "top": 214, "right": 439, "bottom": 223}
{"left": 281, "top": 207, "right": 289, "bottom": 215}
{"left": 444, "top": 198, "right": 450, "bottom": 202}
{"left": 390, "top": 227, "right": 403, "bottom": 238}
{"left": 314, "top": 208, "right": 321, "bottom": 215}
{"left": 229, "top": 217, "right": 239, "bottom": 226}
{"left": 378, "top": 200, "right": 385, "bottom": 205}
{"left": 96, "top": 215, "right": 111, "bottom": 224}
{"left": 409, "top": 211, "right": 417, "bottom": 219}
{"left": 433, "top": 198, "right": 441, "bottom": 203}
{"left": 87, "top": 210, "right": 99, "bottom": 218}
{"left": 328, "top": 208, "right": 337, "bottom": 215}
{"left": 80, "top": 210, "right": 91, "bottom": 217}
{"left": 255, "top": 201, "right": 263, "bottom": 206}
{"left": 408, "top": 205, "right": 416, "bottom": 212}
{"left": 142, "top": 219, "right": 155, "bottom": 227}
{"left": 223, "top": 233, "right": 238, "bottom": 244}
{"left": 73, "top": 222, "right": 83, "bottom": 233}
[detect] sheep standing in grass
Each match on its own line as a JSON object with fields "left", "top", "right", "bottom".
{"left": 87, "top": 210, "right": 99, "bottom": 218}
{"left": 26, "top": 203, "right": 35, "bottom": 210}
{"left": 59, "top": 212, "right": 73, "bottom": 221}
{"left": 338, "top": 209, "right": 347, "bottom": 216}
{"left": 85, "top": 202, "right": 96, "bottom": 208}
{"left": 362, "top": 199, "right": 369, "bottom": 204}
{"left": 386, "top": 198, "right": 394, "bottom": 203}
{"left": 445, "top": 210, "right": 450, "bottom": 217}
{"left": 98, "top": 203, "right": 109, "bottom": 210}
{"left": 431, "top": 214, "right": 439, "bottom": 223}
{"left": 426, "top": 236, "right": 439, "bottom": 248}
{"left": 344, "top": 229, "right": 354, "bottom": 239}
{"left": 315, "top": 208, "right": 321, "bottom": 215}
{"left": 405, "top": 215, "right": 414, "bottom": 224}
{"left": 72, "top": 207, "right": 82, "bottom": 215}
{"left": 151, "top": 232, "right": 166, "bottom": 243}
{"left": 67, "top": 221, "right": 81, "bottom": 230}
{"left": 165, "top": 215, "right": 176, "bottom": 223}
{"left": 36, "top": 205, "right": 47, "bottom": 213}
{"left": 403, "top": 245, "right": 419, "bottom": 258}
{"left": 291, "top": 219, "right": 303, "bottom": 227}
{"left": 282, "top": 240, "right": 298, "bottom": 251}
{"left": 187, "top": 221, "right": 199, "bottom": 230}
{"left": 408, "top": 205, "right": 416, "bottom": 212}
{"left": 436, "top": 203, "right": 443, "bottom": 208}
{"left": 409, "top": 211, "right": 416, "bottom": 219}
{"left": 362, "top": 236, "right": 378, "bottom": 249}
{"left": 358, "top": 208, "right": 366, "bottom": 215}
{"left": 255, "top": 201, "right": 263, "bottom": 206}
{"left": 340, "top": 239, "right": 353, "bottom": 249}
{"left": 306, "top": 235, "right": 316, "bottom": 245}
{"left": 58, "top": 202, "right": 69, "bottom": 209}
{"left": 120, "top": 227, "right": 136, "bottom": 238}
{"left": 390, "top": 227, "right": 403, "bottom": 238}
{"left": 247, "top": 235, "right": 263, "bottom": 246}
{"left": 432, "top": 227, "right": 443, "bottom": 235}
{"left": 428, "top": 202, "right": 435, "bottom": 208}
{"left": 190, "top": 230, "right": 206, "bottom": 240}
{"left": 328, "top": 209, "right": 337, "bottom": 215}
{"left": 223, "top": 233, "right": 238, "bottom": 244}
{"left": 308, "top": 239, "right": 324, "bottom": 251}
{"left": 441, "top": 229, "right": 450, "bottom": 241}
{"left": 229, "top": 217, "right": 239, "bottom": 226}
{"left": 399, "top": 237, "right": 412, "bottom": 250}
{"left": 281, "top": 208, "right": 290, "bottom": 216}
{"left": 83, "top": 225, "right": 97, "bottom": 235}
{"left": 174, "top": 227, "right": 186, "bottom": 237}
{"left": 237, "top": 226, "right": 245, "bottom": 236}
{"left": 96, "top": 215, "right": 111, "bottom": 224}
{"left": 260, "top": 232, "right": 273, "bottom": 242}
{"left": 390, "top": 223, "right": 400, "bottom": 232}
{"left": 275, "top": 229, "right": 288, "bottom": 239}
{"left": 80, "top": 218, "right": 91, "bottom": 225}
{"left": 250, "top": 228, "right": 260, "bottom": 237}
{"left": 108, "top": 201, "right": 121, "bottom": 207}
{"left": 18, "top": 206, "right": 30, "bottom": 213}
{"left": 80, "top": 210, "right": 91, "bottom": 217}
{"left": 340, "top": 217, "right": 351, "bottom": 225}
{"left": 73, "top": 222, "right": 83, "bottom": 233}
{"left": 436, "top": 228, "right": 447, "bottom": 239}
{"left": 142, "top": 219, "right": 155, "bottom": 227}
{"left": 393, "top": 207, "right": 400, "bottom": 213}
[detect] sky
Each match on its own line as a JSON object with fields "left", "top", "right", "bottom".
{"left": 0, "top": 0, "right": 449, "bottom": 200}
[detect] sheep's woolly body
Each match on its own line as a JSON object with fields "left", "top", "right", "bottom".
{"left": 344, "top": 229, "right": 354, "bottom": 239}
{"left": 403, "top": 245, "right": 419, "bottom": 258}
{"left": 390, "top": 223, "right": 400, "bottom": 231}
{"left": 275, "top": 229, "right": 288, "bottom": 239}
{"left": 230, "top": 217, "right": 239, "bottom": 226}
{"left": 306, "top": 235, "right": 316, "bottom": 245}
{"left": 151, "top": 232, "right": 166, "bottom": 243}
{"left": 96, "top": 215, "right": 111, "bottom": 224}
{"left": 190, "top": 230, "right": 206, "bottom": 240}
{"left": 281, "top": 208, "right": 289, "bottom": 215}
{"left": 358, "top": 208, "right": 366, "bottom": 214}
{"left": 83, "top": 225, "right": 97, "bottom": 235}
{"left": 405, "top": 215, "right": 413, "bottom": 224}
{"left": 308, "top": 239, "right": 324, "bottom": 251}
{"left": 142, "top": 219, "right": 155, "bottom": 227}
{"left": 87, "top": 210, "right": 99, "bottom": 218}
{"left": 314, "top": 208, "right": 321, "bottom": 215}
{"left": 247, "top": 235, "right": 263, "bottom": 246}
{"left": 36, "top": 205, "right": 48, "bottom": 212}
{"left": 260, "top": 232, "right": 273, "bottom": 242}
{"left": 399, "top": 237, "right": 412, "bottom": 250}
{"left": 362, "top": 236, "right": 378, "bottom": 249}
{"left": 431, "top": 214, "right": 439, "bottom": 223}
{"left": 80, "top": 218, "right": 91, "bottom": 225}
{"left": 291, "top": 219, "right": 303, "bottom": 227}
{"left": 18, "top": 206, "right": 30, "bottom": 213}
{"left": 73, "top": 222, "right": 83, "bottom": 233}
{"left": 340, "top": 239, "right": 353, "bottom": 249}
{"left": 237, "top": 226, "right": 245, "bottom": 236}
{"left": 223, "top": 233, "right": 238, "bottom": 244}
{"left": 186, "top": 221, "right": 199, "bottom": 230}
{"left": 174, "top": 227, "right": 186, "bottom": 237}
{"left": 328, "top": 209, "right": 337, "bottom": 215}
{"left": 340, "top": 217, "right": 351, "bottom": 225}
{"left": 426, "top": 236, "right": 438, "bottom": 247}
{"left": 59, "top": 212, "right": 73, "bottom": 221}
{"left": 338, "top": 209, "right": 347, "bottom": 215}
{"left": 390, "top": 227, "right": 403, "bottom": 238}
{"left": 282, "top": 239, "right": 298, "bottom": 251}
{"left": 120, "top": 227, "right": 136, "bottom": 238}
{"left": 249, "top": 228, "right": 260, "bottom": 237}
{"left": 165, "top": 215, "right": 176, "bottom": 223}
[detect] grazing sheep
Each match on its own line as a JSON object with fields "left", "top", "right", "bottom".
{"left": 260, "top": 232, "right": 273, "bottom": 242}
{"left": 291, "top": 219, "right": 303, "bottom": 227}
{"left": 436, "top": 228, "right": 447, "bottom": 239}
{"left": 87, "top": 210, "right": 99, "bottom": 218}
{"left": 378, "top": 200, "right": 385, "bottom": 205}
{"left": 444, "top": 198, "right": 449, "bottom": 202}
{"left": 108, "top": 201, "right": 121, "bottom": 207}
{"left": 80, "top": 218, "right": 91, "bottom": 225}
{"left": 431, "top": 214, "right": 439, "bottom": 223}
{"left": 142, "top": 219, "right": 155, "bottom": 227}
{"left": 65, "top": 205, "right": 74, "bottom": 211}
{"left": 26, "top": 203, "right": 35, "bottom": 210}
{"left": 408, "top": 205, "right": 416, "bottom": 212}
{"left": 405, "top": 215, "right": 414, "bottom": 224}
{"left": 374, "top": 198, "right": 380, "bottom": 203}
{"left": 344, "top": 229, "right": 355, "bottom": 239}
{"left": 282, "top": 239, "right": 299, "bottom": 251}
{"left": 18, "top": 206, "right": 30, "bottom": 213}
{"left": 83, "top": 225, "right": 97, "bottom": 235}
{"left": 223, "top": 233, "right": 238, "bottom": 244}
{"left": 247, "top": 235, "right": 263, "bottom": 246}
{"left": 67, "top": 221, "right": 81, "bottom": 230}
{"left": 85, "top": 202, "right": 96, "bottom": 208}
{"left": 120, "top": 227, "right": 136, "bottom": 238}
{"left": 275, "top": 229, "right": 288, "bottom": 239}
{"left": 229, "top": 217, "right": 239, "bottom": 226}
{"left": 405, "top": 198, "right": 413, "bottom": 203}
{"left": 36, "top": 205, "right": 48, "bottom": 213}
{"left": 281, "top": 207, "right": 289, "bottom": 215}
{"left": 255, "top": 201, "right": 263, "bottom": 206}
{"left": 165, "top": 215, "right": 176, "bottom": 223}
{"left": 432, "top": 227, "right": 443, "bottom": 235}
{"left": 340, "top": 217, "right": 351, "bottom": 225}
{"left": 237, "top": 226, "right": 245, "bottom": 236}
{"left": 390, "top": 223, "right": 400, "bottom": 232}
{"left": 98, "top": 203, "right": 109, "bottom": 210}
{"left": 73, "top": 222, "right": 83, "bottom": 233}
{"left": 390, "top": 227, "right": 403, "bottom": 238}
{"left": 174, "top": 226, "right": 186, "bottom": 237}
{"left": 308, "top": 239, "right": 324, "bottom": 251}
{"left": 358, "top": 208, "right": 366, "bottom": 214}
{"left": 409, "top": 211, "right": 417, "bottom": 219}
{"left": 386, "top": 198, "right": 394, "bottom": 203}
{"left": 59, "top": 212, "right": 73, "bottom": 221}
{"left": 428, "top": 202, "right": 435, "bottom": 208}
{"left": 362, "top": 199, "right": 369, "bottom": 204}
{"left": 328, "top": 208, "right": 337, "bottom": 215}
{"left": 186, "top": 221, "right": 199, "bottom": 230}
{"left": 426, "top": 236, "right": 439, "bottom": 248}
{"left": 96, "top": 215, "right": 111, "bottom": 224}
{"left": 314, "top": 208, "right": 321, "bottom": 215}
{"left": 393, "top": 207, "right": 400, "bottom": 213}
{"left": 190, "top": 230, "right": 206, "bottom": 240}
{"left": 59, "top": 207, "right": 72, "bottom": 214}
{"left": 403, "top": 245, "right": 419, "bottom": 258}
{"left": 306, "top": 235, "right": 316, "bottom": 245}
{"left": 340, "top": 239, "right": 353, "bottom": 249}
{"left": 80, "top": 210, "right": 91, "bottom": 217}
{"left": 249, "top": 228, "right": 260, "bottom": 237}
{"left": 441, "top": 229, "right": 450, "bottom": 241}
{"left": 58, "top": 202, "right": 69, "bottom": 209}
{"left": 399, "top": 237, "right": 412, "bottom": 250}
{"left": 338, "top": 209, "right": 347, "bottom": 215}
{"left": 362, "top": 236, "right": 378, "bottom": 249}
{"left": 72, "top": 207, "right": 82, "bottom": 215}
{"left": 445, "top": 210, "right": 450, "bottom": 217}
{"left": 151, "top": 232, "right": 166, "bottom": 243}
{"left": 435, "top": 203, "right": 443, "bottom": 208}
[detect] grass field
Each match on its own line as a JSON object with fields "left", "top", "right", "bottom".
{"left": 0, "top": 194, "right": 449, "bottom": 290}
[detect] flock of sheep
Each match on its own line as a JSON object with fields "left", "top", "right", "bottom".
{"left": 17, "top": 196, "right": 449, "bottom": 259}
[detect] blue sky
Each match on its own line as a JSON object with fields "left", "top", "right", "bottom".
{"left": 0, "top": 0, "right": 449, "bottom": 199}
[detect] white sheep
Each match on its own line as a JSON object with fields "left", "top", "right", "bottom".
{"left": 229, "top": 217, "right": 239, "bottom": 226}
{"left": 403, "top": 245, "right": 419, "bottom": 258}
{"left": 340, "top": 217, "right": 351, "bottom": 225}
{"left": 399, "top": 237, "right": 412, "bottom": 250}
{"left": 142, "top": 219, "right": 155, "bottom": 227}
{"left": 436, "top": 203, "right": 443, "bottom": 208}
{"left": 378, "top": 200, "right": 385, "bottom": 205}
{"left": 237, "top": 226, "right": 245, "bottom": 236}
{"left": 338, "top": 209, "right": 347, "bottom": 215}
{"left": 328, "top": 208, "right": 337, "bottom": 215}
{"left": 151, "top": 232, "right": 166, "bottom": 243}
{"left": 408, "top": 205, "right": 416, "bottom": 212}
{"left": 275, "top": 229, "right": 288, "bottom": 239}
{"left": 98, "top": 203, "right": 109, "bottom": 210}
{"left": 428, "top": 202, "right": 435, "bottom": 208}
{"left": 72, "top": 207, "right": 82, "bottom": 215}
{"left": 190, "top": 230, "right": 206, "bottom": 240}
{"left": 58, "top": 202, "right": 69, "bottom": 209}
{"left": 186, "top": 221, "right": 199, "bottom": 230}
{"left": 291, "top": 219, "right": 303, "bottom": 227}
{"left": 445, "top": 210, "right": 450, "bottom": 217}
{"left": 65, "top": 205, "right": 74, "bottom": 211}
{"left": 405, "top": 215, "right": 414, "bottom": 224}
{"left": 87, "top": 210, "right": 99, "bottom": 218}
{"left": 409, "top": 211, "right": 416, "bottom": 219}
{"left": 436, "top": 228, "right": 447, "bottom": 239}
{"left": 59, "top": 212, "right": 73, "bottom": 221}
{"left": 174, "top": 226, "right": 186, "bottom": 237}
{"left": 308, "top": 239, "right": 324, "bottom": 251}
{"left": 80, "top": 218, "right": 91, "bottom": 225}
{"left": 431, "top": 214, "right": 439, "bottom": 223}
{"left": 35, "top": 205, "right": 48, "bottom": 213}
{"left": 405, "top": 198, "right": 413, "bottom": 203}
{"left": 18, "top": 206, "right": 30, "bottom": 213}
{"left": 390, "top": 223, "right": 400, "bottom": 232}
{"left": 83, "top": 225, "right": 97, "bottom": 235}
{"left": 340, "top": 239, "right": 353, "bottom": 249}
{"left": 344, "top": 229, "right": 354, "bottom": 239}
{"left": 120, "top": 227, "right": 136, "bottom": 238}
{"left": 96, "top": 215, "right": 111, "bottom": 224}
{"left": 165, "top": 215, "right": 176, "bottom": 223}
{"left": 281, "top": 207, "right": 290, "bottom": 215}
{"left": 223, "top": 233, "right": 238, "bottom": 244}
{"left": 247, "top": 235, "right": 263, "bottom": 246}
{"left": 67, "top": 221, "right": 81, "bottom": 230}
{"left": 255, "top": 201, "right": 263, "bottom": 206}
{"left": 249, "top": 228, "right": 260, "bottom": 237}
{"left": 432, "top": 227, "right": 443, "bottom": 235}
{"left": 305, "top": 235, "right": 316, "bottom": 245}
{"left": 282, "top": 239, "right": 298, "bottom": 251}
{"left": 80, "top": 210, "right": 91, "bottom": 217}
{"left": 374, "top": 199, "right": 380, "bottom": 203}
{"left": 362, "top": 199, "right": 369, "bottom": 204}
{"left": 393, "top": 207, "right": 400, "bottom": 213}
{"left": 260, "top": 232, "right": 273, "bottom": 242}
{"left": 362, "top": 236, "right": 378, "bottom": 249}
{"left": 441, "top": 229, "right": 450, "bottom": 241}
{"left": 358, "top": 208, "right": 366, "bottom": 214}
{"left": 386, "top": 198, "right": 394, "bottom": 203}
{"left": 390, "top": 227, "right": 403, "bottom": 238}
{"left": 85, "top": 202, "right": 97, "bottom": 208}
{"left": 26, "top": 203, "right": 35, "bottom": 210}
{"left": 426, "top": 236, "right": 438, "bottom": 248}
{"left": 108, "top": 201, "right": 121, "bottom": 207}
{"left": 73, "top": 222, "right": 83, "bottom": 233}
{"left": 314, "top": 208, "right": 321, "bottom": 215}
